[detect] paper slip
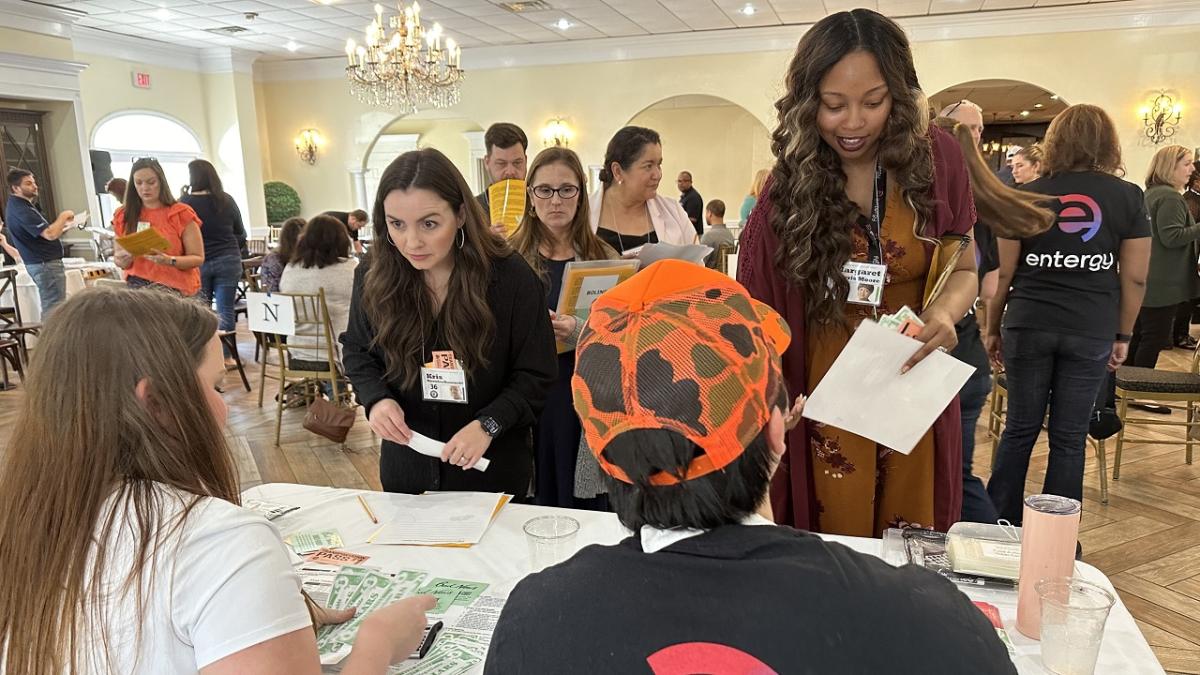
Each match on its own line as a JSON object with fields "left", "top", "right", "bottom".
{"left": 242, "top": 499, "right": 300, "bottom": 520}
{"left": 69, "top": 211, "right": 88, "bottom": 228}
{"left": 418, "top": 578, "right": 490, "bottom": 614}
{"left": 407, "top": 431, "right": 490, "bottom": 472}
{"left": 115, "top": 227, "right": 170, "bottom": 257}
{"left": 284, "top": 529, "right": 343, "bottom": 555}
{"left": 306, "top": 548, "right": 371, "bottom": 566}
{"left": 802, "top": 319, "right": 975, "bottom": 454}
{"left": 372, "top": 492, "right": 508, "bottom": 546}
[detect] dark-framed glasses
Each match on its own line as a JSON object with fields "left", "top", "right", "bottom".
{"left": 530, "top": 184, "right": 580, "bottom": 200}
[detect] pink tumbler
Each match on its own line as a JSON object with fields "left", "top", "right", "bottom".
{"left": 1016, "top": 494, "right": 1082, "bottom": 639}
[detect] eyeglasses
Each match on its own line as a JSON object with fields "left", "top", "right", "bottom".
{"left": 530, "top": 184, "right": 580, "bottom": 200}
{"left": 943, "top": 100, "right": 967, "bottom": 116}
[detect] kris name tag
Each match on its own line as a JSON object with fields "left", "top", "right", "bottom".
{"left": 843, "top": 261, "right": 886, "bottom": 307}
{"left": 421, "top": 366, "right": 468, "bottom": 404}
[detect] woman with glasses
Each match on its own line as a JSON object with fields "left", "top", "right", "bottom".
{"left": 589, "top": 126, "right": 697, "bottom": 253}
{"left": 111, "top": 157, "right": 205, "bottom": 298}
{"left": 511, "top": 147, "right": 618, "bottom": 508}
{"left": 341, "top": 148, "right": 557, "bottom": 496}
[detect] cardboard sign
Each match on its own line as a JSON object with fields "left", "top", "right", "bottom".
{"left": 247, "top": 292, "right": 296, "bottom": 335}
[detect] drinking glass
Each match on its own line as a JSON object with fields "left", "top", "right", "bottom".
{"left": 1036, "top": 577, "right": 1115, "bottom": 675}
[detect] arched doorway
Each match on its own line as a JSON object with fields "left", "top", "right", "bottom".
{"left": 929, "top": 79, "right": 1068, "bottom": 170}
{"left": 626, "top": 95, "right": 772, "bottom": 226}
{"left": 360, "top": 113, "right": 484, "bottom": 210}
{"left": 91, "top": 110, "right": 203, "bottom": 224}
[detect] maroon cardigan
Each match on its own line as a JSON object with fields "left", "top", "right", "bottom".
{"left": 738, "top": 126, "right": 977, "bottom": 532}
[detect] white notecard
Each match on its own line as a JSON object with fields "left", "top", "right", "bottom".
{"left": 802, "top": 319, "right": 976, "bottom": 455}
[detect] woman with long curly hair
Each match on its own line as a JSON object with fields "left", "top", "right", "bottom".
{"left": 738, "top": 9, "right": 980, "bottom": 536}
{"left": 341, "top": 148, "right": 557, "bottom": 495}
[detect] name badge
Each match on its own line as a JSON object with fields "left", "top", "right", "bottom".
{"left": 421, "top": 366, "right": 468, "bottom": 404}
{"left": 136, "top": 221, "right": 152, "bottom": 233}
{"left": 843, "top": 261, "right": 886, "bottom": 307}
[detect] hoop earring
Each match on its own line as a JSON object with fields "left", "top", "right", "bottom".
{"left": 456, "top": 227, "right": 465, "bottom": 249}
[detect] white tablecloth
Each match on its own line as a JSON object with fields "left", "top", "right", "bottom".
{"left": 245, "top": 483, "right": 1164, "bottom": 675}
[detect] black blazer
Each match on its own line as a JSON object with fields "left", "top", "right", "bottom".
{"left": 341, "top": 252, "right": 557, "bottom": 494}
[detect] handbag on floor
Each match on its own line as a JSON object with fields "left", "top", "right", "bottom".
{"left": 303, "top": 397, "right": 356, "bottom": 444}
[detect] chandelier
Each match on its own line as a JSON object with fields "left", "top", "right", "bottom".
{"left": 344, "top": 2, "right": 465, "bottom": 113}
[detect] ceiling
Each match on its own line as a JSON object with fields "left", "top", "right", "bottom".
{"left": 929, "top": 79, "right": 1067, "bottom": 124}
{"left": 36, "top": 0, "right": 1126, "bottom": 61}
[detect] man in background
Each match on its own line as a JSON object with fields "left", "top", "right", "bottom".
{"left": 347, "top": 209, "right": 368, "bottom": 255}
{"left": 476, "top": 123, "right": 528, "bottom": 237}
{"left": 940, "top": 99, "right": 1001, "bottom": 524}
{"left": 5, "top": 168, "right": 73, "bottom": 315}
{"left": 677, "top": 170, "right": 704, "bottom": 237}
{"left": 700, "top": 199, "right": 735, "bottom": 268}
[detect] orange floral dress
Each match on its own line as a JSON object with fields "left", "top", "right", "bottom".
{"left": 805, "top": 187, "right": 935, "bottom": 537}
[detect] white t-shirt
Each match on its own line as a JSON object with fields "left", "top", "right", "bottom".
{"left": 75, "top": 483, "right": 312, "bottom": 673}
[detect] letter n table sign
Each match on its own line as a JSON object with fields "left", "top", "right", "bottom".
{"left": 247, "top": 292, "right": 296, "bottom": 335}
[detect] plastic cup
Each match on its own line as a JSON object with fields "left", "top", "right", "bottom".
{"left": 1036, "top": 577, "right": 1115, "bottom": 675}
{"left": 523, "top": 515, "right": 579, "bottom": 572}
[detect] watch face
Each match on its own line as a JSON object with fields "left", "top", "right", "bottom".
{"left": 480, "top": 417, "right": 500, "bottom": 436}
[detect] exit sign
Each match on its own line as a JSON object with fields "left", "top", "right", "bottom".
{"left": 132, "top": 71, "right": 151, "bottom": 89}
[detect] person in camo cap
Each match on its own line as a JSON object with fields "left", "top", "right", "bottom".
{"left": 483, "top": 259, "right": 1013, "bottom": 674}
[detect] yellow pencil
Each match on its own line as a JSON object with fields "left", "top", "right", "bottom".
{"left": 357, "top": 494, "right": 378, "bottom": 524}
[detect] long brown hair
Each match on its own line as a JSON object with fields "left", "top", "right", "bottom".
{"left": 1041, "top": 104, "right": 1123, "bottom": 177}
{"left": 511, "top": 147, "right": 615, "bottom": 279}
{"left": 769, "top": 8, "right": 934, "bottom": 327}
{"left": 0, "top": 287, "right": 234, "bottom": 674}
{"left": 933, "top": 117, "right": 1055, "bottom": 238}
{"left": 294, "top": 214, "right": 351, "bottom": 269}
{"left": 120, "top": 157, "right": 177, "bottom": 234}
{"left": 277, "top": 216, "right": 306, "bottom": 263}
{"left": 364, "top": 148, "right": 508, "bottom": 388}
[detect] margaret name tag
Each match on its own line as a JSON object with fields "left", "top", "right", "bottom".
{"left": 421, "top": 367, "right": 468, "bottom": 404}
{"left": 843, "top": 261, "right": 886, "bottom": 307}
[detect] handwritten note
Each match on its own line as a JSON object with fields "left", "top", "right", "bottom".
{"left": 418, "top": 578, "right": 490, "bottom": 614}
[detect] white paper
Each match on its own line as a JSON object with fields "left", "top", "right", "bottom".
{"left": 406, "top": 431, "right": 489, "bottom": 471}
{"left": 802, "top": 319, "right": 975, "bottom": 454}
{"left": 575, "top": 274, "right": 619, "bottom": 310}
{"left": 246, "top": 291, "right": 296, "bottom": 335}
{"left": 69, "top": 211, "right": 88, "bottom": 228}
{"left": 372, "top": 492, "right": 506, "bottom": 546}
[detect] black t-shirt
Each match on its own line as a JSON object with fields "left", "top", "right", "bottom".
{"left": 321, "top": 210, "right": 359, "bottom": 241}
{"left": 484, "top": 524, "right": 1015, "bottom": 674}
{"left": 1004, "top": 172, "right": 1150, "bottom": 340}
{"left": 181, "top": 194, "right": 246, "bottom": 259}
{"left": 4, "top": 195, "right": 62, "bottom": 264}
{"left": 680, "top": 187, "right": 704, "bottom": 237}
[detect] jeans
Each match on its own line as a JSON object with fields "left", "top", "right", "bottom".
{"left": 959, "top": 366, "right": 999, "bottom": 523}
{"left": 987, "top": 328, "right": 1112, "bottom": 524}
{"left": 200, "top": 252, "right": 243, "bottom": 333}
{"left": 1129, "top": 304, "right": 1176, "bottom": 368}
{"left": 25, "top": 259, "right": 66, "bottom": 317}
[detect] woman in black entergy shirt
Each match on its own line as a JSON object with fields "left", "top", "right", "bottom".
{"left": 340, "top": 148, "right": 557, "bottom": 495}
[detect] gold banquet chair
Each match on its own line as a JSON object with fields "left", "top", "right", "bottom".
{"left": 1111, "top": 349, "right": 1200, "bottom": 481}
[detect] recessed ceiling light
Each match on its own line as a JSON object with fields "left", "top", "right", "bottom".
{"left": 154, "top": 7, "right": 171, "bottom": 20}
{"left": 1049, "top": 94, "right": 1059, "bottom": 101}
{"left": 1033, "top": 103, "right": 1044, "bottom": 109}
{"left": 555, "top": 17, "right": 571, "bottom": 30}
{"left": 1019, "top": 110, "right": 1031, "bottom": 117}
{"left": 741, "top": 3, "right": 756, "bottom": 15}
{"left": 286, "top": 40, "right": 299, "bottom": 52}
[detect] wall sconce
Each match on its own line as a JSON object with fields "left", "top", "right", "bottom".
{"left": 294, "top": 128, "right": 323, "bottom": 164}
{"left": 541, "top": 118, "right": 573, "bottom": 148}
{"left": 1141, "top": 92, "right": 1182, "bottom": 145}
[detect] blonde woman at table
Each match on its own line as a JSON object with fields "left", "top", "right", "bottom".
{"left": 0, "top": 288, "right": 434, "bottom": 674}
{"left": 341, "top": 148, "right": 557, "bottom": 496}
{"left": 111, "top": 157, "right": 206, "bottom": 298}
{"left": 589, "top": 126, "right": 697, "bottom": 254}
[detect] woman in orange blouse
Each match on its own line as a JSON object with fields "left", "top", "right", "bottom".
{"left": 112, "top": 158, "right": 204, "bottom": 297}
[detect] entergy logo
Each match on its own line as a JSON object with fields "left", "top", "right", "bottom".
{"left": 1057, "top": 194, "right": 1102, "bottom": 242}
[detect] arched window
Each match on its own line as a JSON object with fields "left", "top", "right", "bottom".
{"left": 92, "top": 112, "right": 202, "bottom": 222}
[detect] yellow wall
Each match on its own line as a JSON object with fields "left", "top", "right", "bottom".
{"left": 629, "top": 103, "right": 771, "bottom": 224}
{"left": 0, "top": 27, "right": 73, "bottom": 61}
{"left": 256, "top": 24, "right": 1200, "bottom": 211}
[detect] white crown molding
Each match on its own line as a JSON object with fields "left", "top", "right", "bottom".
{"left": 254, "top": 0, "right": 1200, "bottom": 82}
{"left": 0, "top": 0, "right": 80, "bottom": 39}
{"left": 72, "top": 26, "right": 260, "bottom": 74}
{"left": 0, "top": 50, "right": 87, "bottom": 77}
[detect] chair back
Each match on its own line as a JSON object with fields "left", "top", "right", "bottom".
{"left": 264, "top": 290, "right": 340, "bottom": 378}
{"left": 0, "top": 269, "right": 27, "bottom": 328}
{"left": 709, "top": 242, "right": 736, "bottom": 273}
{"left": 247, "top": 239, "right": 268, "bottom": 256}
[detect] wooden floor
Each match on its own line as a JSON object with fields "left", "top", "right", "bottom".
{"left": 1, "top": 324, "right": 1198, "bottom": 672}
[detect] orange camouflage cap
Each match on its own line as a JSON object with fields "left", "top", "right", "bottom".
{"left": 571, "top": 259, "right": 791, "bottom": 486}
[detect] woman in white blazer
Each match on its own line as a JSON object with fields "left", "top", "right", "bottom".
{"left": 589, "top": 126, "right": 697, "bottom": 252}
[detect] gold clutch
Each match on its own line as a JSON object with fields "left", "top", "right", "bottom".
{"left": 922, "top": 235, "right": 971, "bottom": 309}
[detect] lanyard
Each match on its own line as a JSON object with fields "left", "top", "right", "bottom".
{"left": 864, "top": 159, "right": 886, "bottom": 265}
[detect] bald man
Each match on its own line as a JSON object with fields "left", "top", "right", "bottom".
{"left": 677, "top": 171, "right": 704, "bottom": 237}
{"left": 939, "top": 99, "right": 985, "bottom": 145}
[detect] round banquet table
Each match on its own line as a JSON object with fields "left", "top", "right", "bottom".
{"left": 244, "top": 482, "right": 1165, "bottom": 675}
